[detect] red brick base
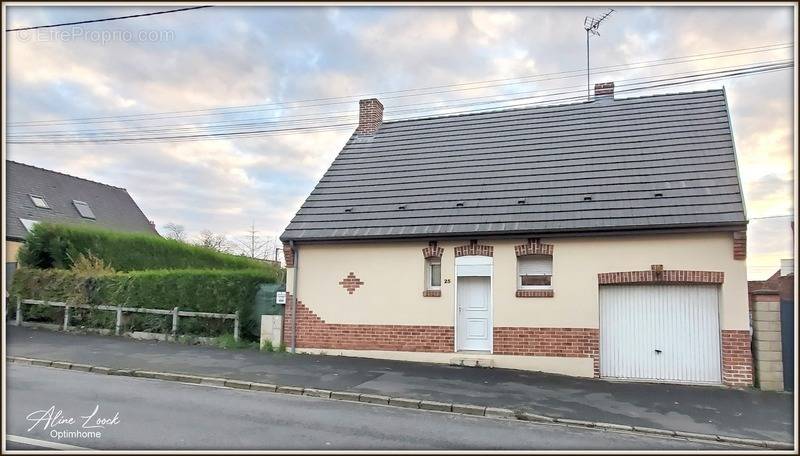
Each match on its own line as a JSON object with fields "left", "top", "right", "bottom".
{"left": 283, "top": 297, "right": 743, "bottom": 386}
{"left": 283, "top": 295, "right": 599, "bottom": 374}
{"left": 282, "top": 295, "right": 453, "bottom": 352}
{"left": 494, "top": 327, "right": 600, "bottom": 376}
{"left": 721, "top": 329, "right": 754, "bottom": 387}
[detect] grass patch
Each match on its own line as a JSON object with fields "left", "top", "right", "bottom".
{"left": 213, "top": 334, "right": 259, "bottom": 350}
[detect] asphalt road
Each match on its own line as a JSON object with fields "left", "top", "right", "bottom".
{"left": 8, "top": 325, "right": 793, "bottom": 442}
{"left": 5, "top": 364, "right": 735, "bottom": 451}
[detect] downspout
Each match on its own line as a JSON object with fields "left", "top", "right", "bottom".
{"left": 290, "top": 240, "right": 298, "bottom": 354}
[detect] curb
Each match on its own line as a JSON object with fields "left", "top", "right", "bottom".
{"left": 7, "top": 356, "right": 794, "bottom": 450}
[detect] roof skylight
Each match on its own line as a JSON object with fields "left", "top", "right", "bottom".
{"left": 73, "top": 200, "right": 96, "bottom": 219}
{"left": 29, "top": 194, "right": 49, "bottom": 209}
{"left": 19, "top": 218, "right": 40, "bottom": 232}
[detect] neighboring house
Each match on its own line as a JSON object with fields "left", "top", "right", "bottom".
{"left": 280, "top": 83, "right": 752, "bottom": 387}
{"left": 5, "top": 161, "right": 159, "bottom": 284}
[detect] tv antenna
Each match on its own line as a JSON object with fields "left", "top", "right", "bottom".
{"left": 583, "top": 8, "right": 615, "bottom": 101}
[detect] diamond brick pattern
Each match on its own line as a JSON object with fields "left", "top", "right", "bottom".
{"left": 338, "top": 272, "right": 364, "bottom": 294}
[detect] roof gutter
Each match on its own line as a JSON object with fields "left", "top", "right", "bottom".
{"left": 289, "top": 240, "right": 298, "bottom": 354}
{"left": 280, "top": 222, "right": 749, "bottom": 244}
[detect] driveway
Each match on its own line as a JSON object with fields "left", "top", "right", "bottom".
{"left": 5, "top": 325, "right": 794, "bottom": 443}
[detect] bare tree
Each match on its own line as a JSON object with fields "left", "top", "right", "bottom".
{"left": 196, "top": 229, "right": 233, "bottom": 253}
{"left": 163, "top": 222, "right": 187, "bottom": 242}
{"left": 235, "top": 222, "right": 279, "bottom": 260}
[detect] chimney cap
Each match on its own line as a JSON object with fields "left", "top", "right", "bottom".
{"left": 594, "top": 81, "right": 615, "bottom": 99}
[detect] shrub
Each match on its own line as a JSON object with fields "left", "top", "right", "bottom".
{"left": 69, "top": 251, "right": 116, "bottom": 275}
{"left": 17, "top": 223, "right": 267, "bottom": 272}
{"left": 10, "top": 266, "right": 280, "bottom": 340}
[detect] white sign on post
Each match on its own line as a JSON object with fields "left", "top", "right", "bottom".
{"left": 276, "top": 291, "right": 287, "bottom": 304}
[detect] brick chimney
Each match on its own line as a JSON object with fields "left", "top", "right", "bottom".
{"left": 356, "top": 98, "right": 383, "bottom": 135}
{"left": 594, "top": 82, "right": 615, "bottom": 100}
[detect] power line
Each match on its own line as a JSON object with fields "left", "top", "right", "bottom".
{"left": 7, "top": 62, "right": 791, "bottom": 145}
{"left": 12, "top": 59, "right": 787, "bottom": 139}
{"left": 5, "top": 6, "right": 212, "bottom": 32}
{"left": 10, "top": 43, "right": 791, "bottom": 127}
{"left": 750, "top": 215, "right": 794, "bottom": 220}
{"left": 8, "top": 63, "right": 792, "bottom": 143}
{"left": 6, "top": 56, "right": 793, "bottom": 141}
{"left": 7, "top": 42, "right": 793, "bottom": 127}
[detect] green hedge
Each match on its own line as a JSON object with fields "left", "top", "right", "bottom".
{"left": 17, "top": 223, "right": 265, "bottom": 271}
{"left": 9, "top": 267, "right": 280, "bottom": 340}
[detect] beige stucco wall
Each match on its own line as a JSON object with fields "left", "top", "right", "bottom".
{"left": 5, "top": 240, "right": 23, "bottom": 263}
{"left": 287, "top": 231, "right": 749, "bottom": 331}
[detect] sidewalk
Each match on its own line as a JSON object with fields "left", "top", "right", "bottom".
{"left": 6, "top": 325, "right": 794, "bottom": 443}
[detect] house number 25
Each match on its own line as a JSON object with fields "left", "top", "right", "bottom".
{"left": 443, "top": 279, "right": 451, "bottom": 284}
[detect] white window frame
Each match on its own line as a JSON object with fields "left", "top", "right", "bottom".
{"left": 425, "top": 258, "right": 442, "bottom": 290}
{"left": 29, "top": 194, "right": 49, "bottom": 209}
{"left": 517, "top": 254, "right": 553, "bottom": 290}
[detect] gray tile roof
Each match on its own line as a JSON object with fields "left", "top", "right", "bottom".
{"left": 281, "top": 89, "right": 747, "bottom": 242}
{"left": 6, "top": 161, "right": 159, "bottom": 241}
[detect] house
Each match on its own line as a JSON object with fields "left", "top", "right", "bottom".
{"left": 280, "top": 82, "right": 752, "bottom": 387}
{"left": 5, "top": 161, "right": 159, "bottom": 284}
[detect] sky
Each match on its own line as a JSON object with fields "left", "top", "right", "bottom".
{"left": 4, "top": 5, "right": 795, "bottom": 278}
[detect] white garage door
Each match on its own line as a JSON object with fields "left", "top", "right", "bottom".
{"left": 600, "top": 284, "right": 722, "bottom": 385}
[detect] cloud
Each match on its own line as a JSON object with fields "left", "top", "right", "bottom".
{"left": 5, "top": 5, "right": 795, "bottom": 277}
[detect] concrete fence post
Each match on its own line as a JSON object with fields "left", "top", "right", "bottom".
{"left": 233, "top": 311, "right": 240, "bottom": 342}
{"left": 15, "top": 298, "right": 22, "bottom": 326}
{"left": 63, "top": 305, "right": 71, "bottom": 331}
{"left": 172, "top": 307, "right": 179, "bottom": 340}
{"left": 115, "top": 307, "right": 123, "bottom": 336}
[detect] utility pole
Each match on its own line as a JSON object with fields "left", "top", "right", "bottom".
{"left": 583, "top": 9, "right": 615, "bottom": 101}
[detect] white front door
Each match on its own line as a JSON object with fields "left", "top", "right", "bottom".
{"left": 456, "top": 276, "right": 492, "bottom": 352}
{"left": 600, "top": 284, "right": 722, "bottom": 384}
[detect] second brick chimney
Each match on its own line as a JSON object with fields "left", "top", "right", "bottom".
{"left": 594, "top": 82, "right": 615, "bottom": 100}
{"left": 356, "top": 98, "right": 383, "bottom": 135}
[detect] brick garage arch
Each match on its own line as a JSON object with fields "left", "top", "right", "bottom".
{"left": 597, "top": 266, "right": 724, "bottom": 285}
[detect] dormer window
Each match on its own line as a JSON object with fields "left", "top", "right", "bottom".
{"left": 73, "top": 200, "right": 96, "bottom": 219}
{"left": 29, "top": 194, "right": 49, "bottom": 209}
